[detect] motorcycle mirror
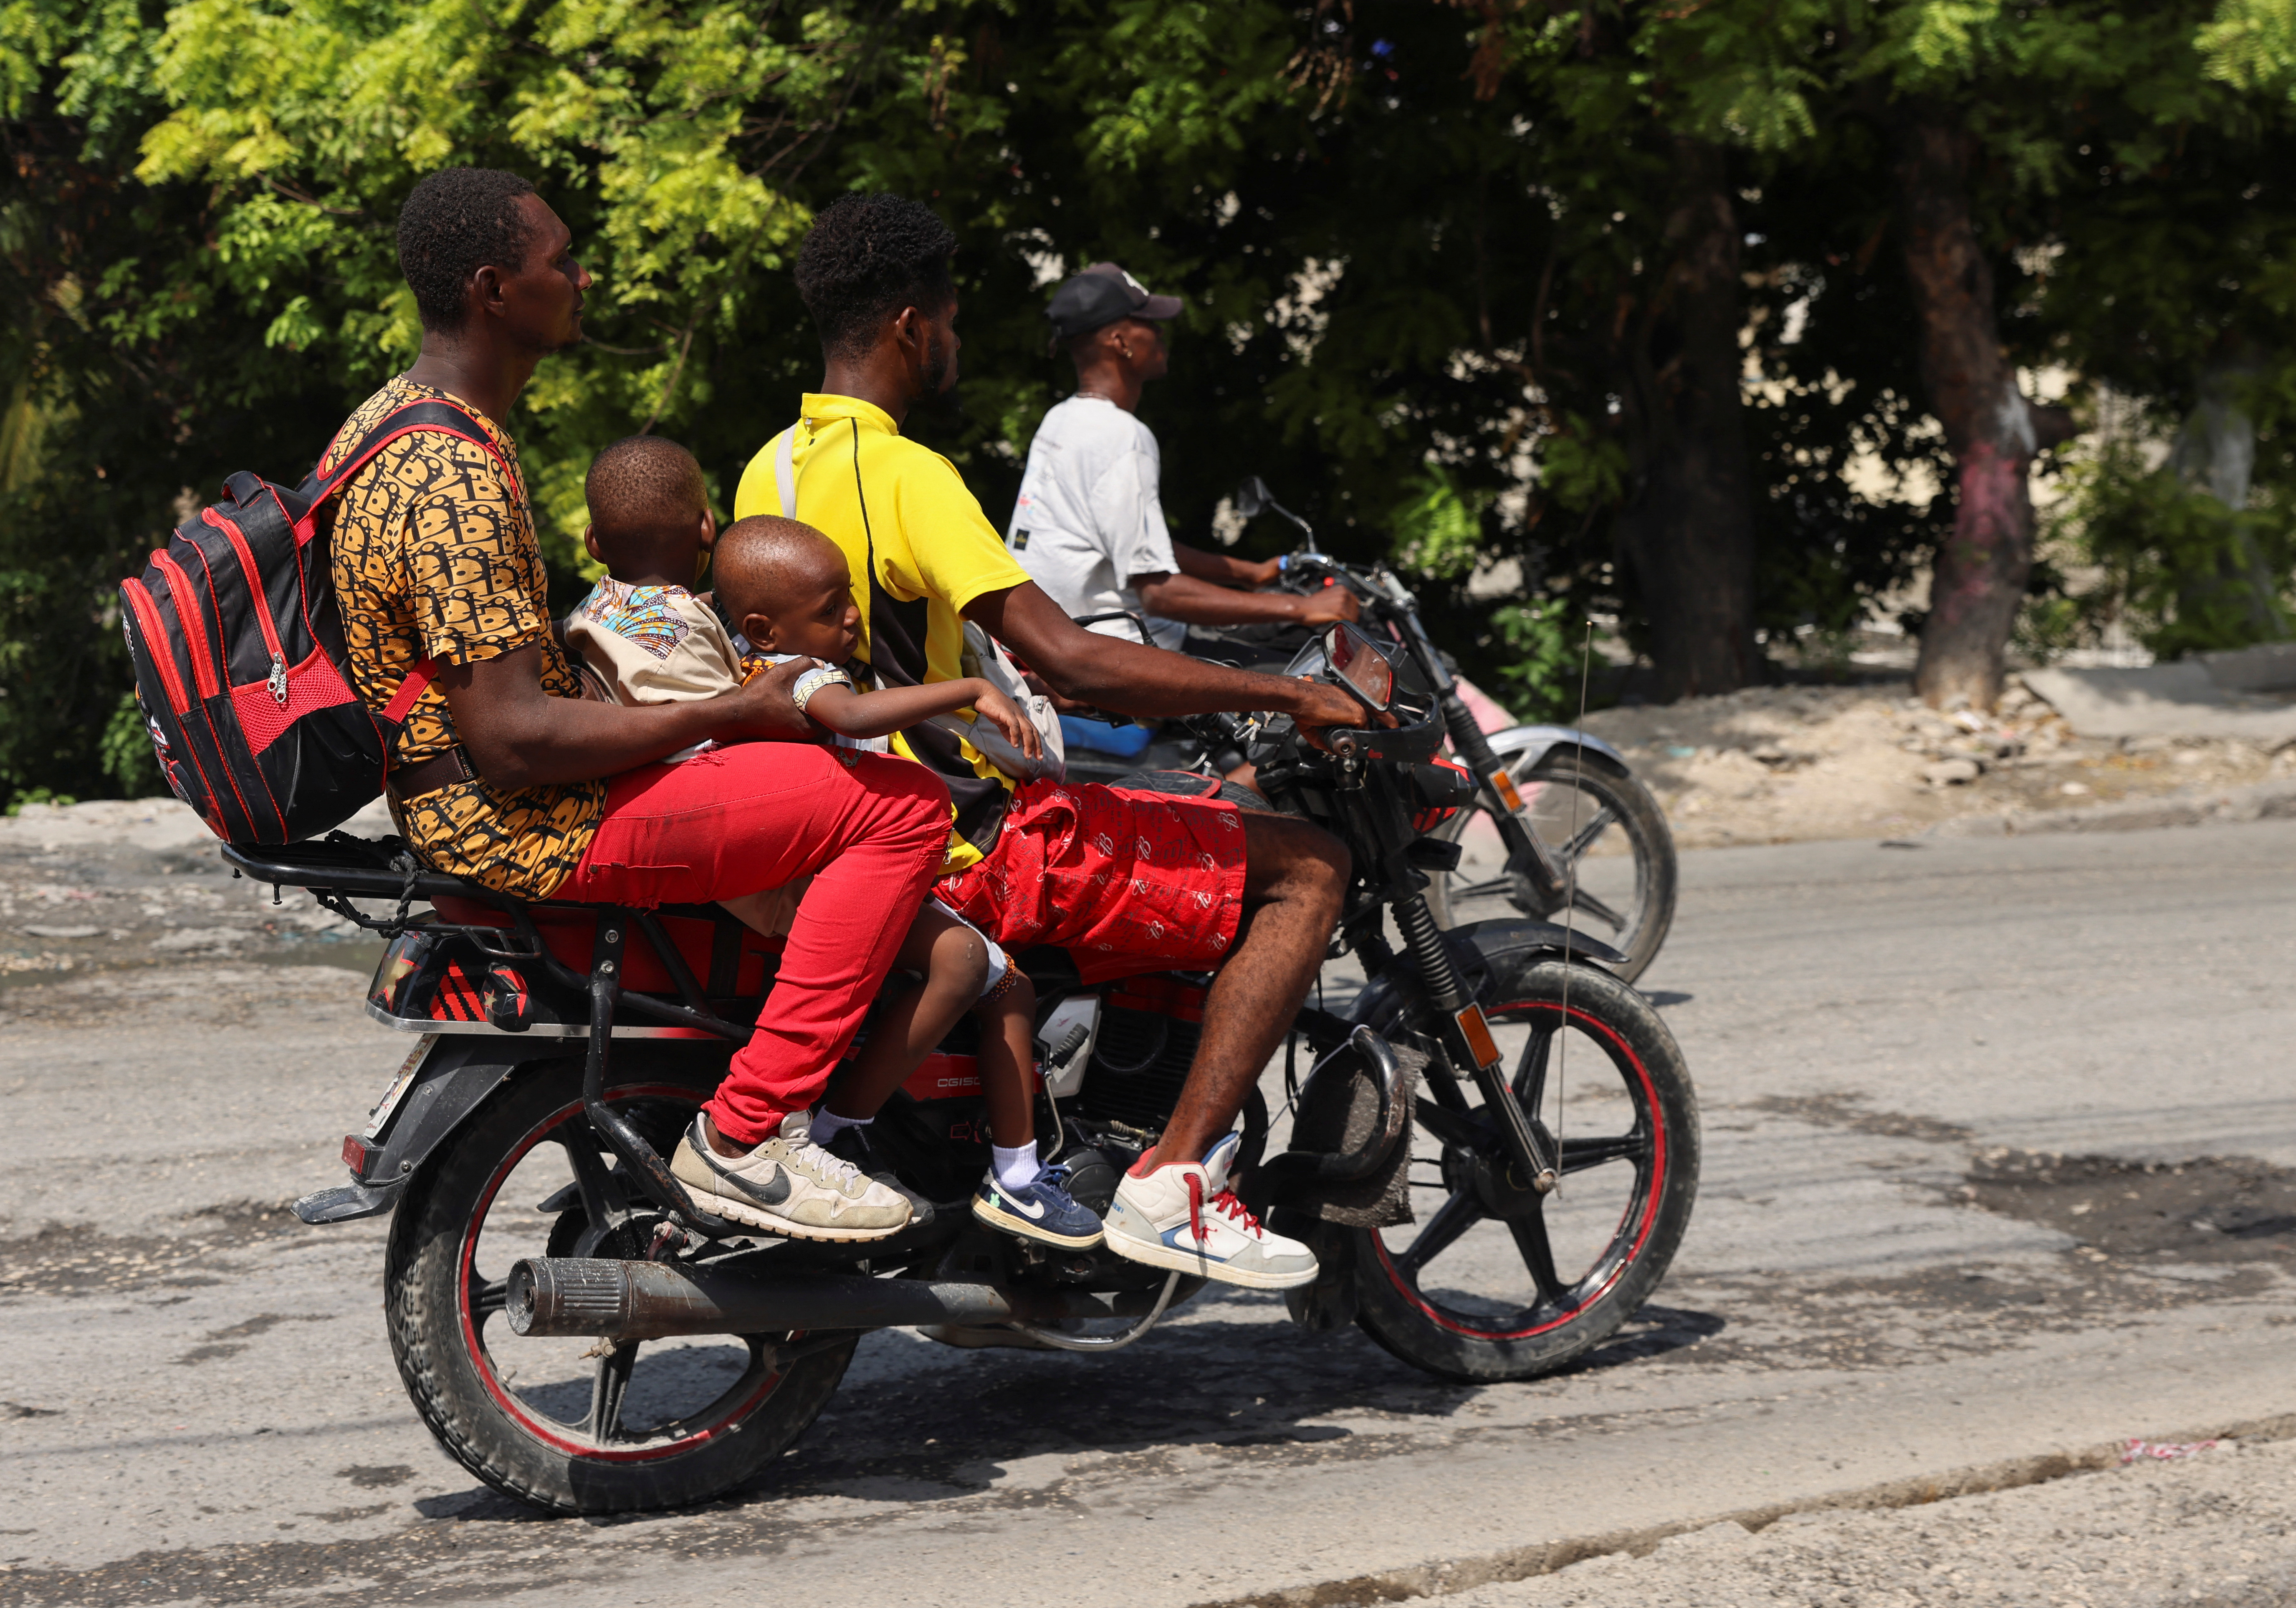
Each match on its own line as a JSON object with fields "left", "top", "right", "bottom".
{"left": 1324, "top": 621, "right": 1394, "bottom": 713}
{"left": 1234, "top": 476, "right": 1270, "bottom": 519}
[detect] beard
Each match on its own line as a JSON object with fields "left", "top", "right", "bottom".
{"left": 918, "top": 330, "right": 962, "bottom": 414}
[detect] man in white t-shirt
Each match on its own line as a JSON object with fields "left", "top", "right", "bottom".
{"left": 1009, "top": 263, "right": 1359, "bottom": 658}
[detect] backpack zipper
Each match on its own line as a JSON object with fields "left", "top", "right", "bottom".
{"left": 121, "top": 579, "right": 193, "bottom": 715}
{"left": 204, "top": 509, "right": 291, "bottom": 705}
{"left": 151, "top": 550, "right": 222, "bottom": 700}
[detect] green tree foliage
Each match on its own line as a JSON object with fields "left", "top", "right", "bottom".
{"left": 2028, "top": 25, "right": 2296, "bottom": 657}
{"left": 5, "top": 0, "right": 2296, "bottom": 806}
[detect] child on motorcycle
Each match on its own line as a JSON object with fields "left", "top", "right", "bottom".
{"left": 568, "top": 438, "right": 1100, "bottom": 1249}
{"left": 712, "top": 513, "right": 1101, "bottom": 1247}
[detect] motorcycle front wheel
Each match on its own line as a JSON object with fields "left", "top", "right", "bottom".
{"left": 1426, "top": 747, "right": 1676, "bottom": 983}
{"left": 383, "top": 1053, "right": 857, "bottom": 1515}
{"left": 1348, "top": 941, "right": 1699, "bottom": 1383}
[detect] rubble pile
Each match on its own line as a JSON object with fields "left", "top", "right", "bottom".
{"left": 1575, "top": 679, "right": 2296, "bottom": 850}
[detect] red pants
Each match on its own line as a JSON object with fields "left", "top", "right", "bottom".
{"left": 561, "top": 743, "right": 950, "bottom": 1144}
{"left": 938, "top": 780, "right": 1247, "bottom": 984}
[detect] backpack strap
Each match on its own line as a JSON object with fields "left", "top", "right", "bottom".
{"left": 314, "top": 397, "right": 523, "bottom": 507}
{"left": 774, "top": 424, "right": 798, "bottom": 515}
{"left": 306, "top": 396, "right": 511, "bottom": 745}
{"left": 380, "top": 659, "right": 440, "bottom": 726}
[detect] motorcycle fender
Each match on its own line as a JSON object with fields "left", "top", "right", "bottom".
{"left": 1480, "top": 724, "right": 1633, "bottom": 775}
{"left": 1346, "top": 918, "right": 1629, "bottom": 1035}
{"left": 299, "top": 1038, "right": 525, "bottom": 1224}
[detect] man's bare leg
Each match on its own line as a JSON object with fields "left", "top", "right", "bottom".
{"left": 1147, "top": 809, "right": 1348, "bottom": 1167}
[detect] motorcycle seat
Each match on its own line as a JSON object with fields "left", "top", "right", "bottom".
{"left": 430, "top": 894, "right": 779, "bottom": 999}
{"left": 223, "top": 833, "right": 780, "bottom": 1008}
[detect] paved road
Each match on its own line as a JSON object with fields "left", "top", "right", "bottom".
{"left": 3, "top": 817, "right": 2293, "bottom": 1606}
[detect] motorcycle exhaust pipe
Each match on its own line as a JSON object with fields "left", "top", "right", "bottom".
{"left": 505, "top": 1257, "right": 1168, "bottom": 1340}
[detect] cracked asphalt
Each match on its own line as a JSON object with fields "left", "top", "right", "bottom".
{"left": 2, "top": 806, "right": 2293, "bottom": 1607}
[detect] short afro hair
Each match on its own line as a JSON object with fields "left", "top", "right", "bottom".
{"left": 713, "top": 515, "right": 846, "bottom": 625}
{"left": 585, "top": 436, "right": 708, "bottom": 538}
{"left": 397, "top": 167, "right": 540, "bottom": 333}
{"left": 793, "top": 194, "right": 958, "bottom": 361}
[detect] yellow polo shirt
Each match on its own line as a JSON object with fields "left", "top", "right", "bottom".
{"left": 733, "top": 393, "right": 1034, "bottom": 868}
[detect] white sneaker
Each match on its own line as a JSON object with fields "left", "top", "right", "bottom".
{"left": 1102, "top": 1132, "right": 1317, "bottom": 1290}
{"left": 669, "top": 1108, "right": 912, "bottom": 1241}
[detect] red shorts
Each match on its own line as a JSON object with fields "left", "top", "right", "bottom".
{"left": 937, "top": 780, "right": 1247, "bottom": 984}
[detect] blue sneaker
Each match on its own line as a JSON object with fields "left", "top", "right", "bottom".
{"left": 972, "top": 1164, "right": 1104, "bottom": 1250}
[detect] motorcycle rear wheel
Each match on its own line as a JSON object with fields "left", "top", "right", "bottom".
{"left": 1349, "top": 948, "right": 1698, "bottom": 1383}
{"left": 383, "top": 1054, "right": 856, "bottom": 1515}
{"left": 1426, "top": 747, "right": 1676, "bottom": 983}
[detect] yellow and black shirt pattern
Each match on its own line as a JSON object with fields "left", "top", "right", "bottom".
{"left": 324, "top": 376, "right": 604, "bottom": 897}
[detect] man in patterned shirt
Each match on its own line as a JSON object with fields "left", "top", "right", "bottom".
{"left": 326, "top": 167, "right": 950, "bottom": 1242}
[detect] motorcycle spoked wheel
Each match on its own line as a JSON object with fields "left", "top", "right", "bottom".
{"left": 383, "top": 1056, "right": 857, "bottom": 1515}
{"left": 1350, "top": 954, "right": 1698, "bottom": 1383}
{"left": 1425, "top": 747, "right": 1677, "bottom": 984}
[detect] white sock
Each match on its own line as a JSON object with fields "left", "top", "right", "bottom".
{"left": 811, "top": 1110, "right": 868, "bottom": 1145}
{"left": 992, "top": 1143, "right": 1042, "bottom": 1193}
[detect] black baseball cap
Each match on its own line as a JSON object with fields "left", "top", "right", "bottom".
{"left": 1045, "top": 261, "right": 1183, "bottom": 340}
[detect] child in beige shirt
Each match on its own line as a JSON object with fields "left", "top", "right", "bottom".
{"left": 564, "top": 436, "right": 798, "bottom": 928}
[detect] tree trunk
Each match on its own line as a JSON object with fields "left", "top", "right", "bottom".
{"left": 2168, "top": 343, "right": 2285, "bottom": 641}
{"left": 1894, "top": 112, "right": 2076, "bottom": 710}
{"left": 1613, "top": 138, "right": 1757, "bottom": 701}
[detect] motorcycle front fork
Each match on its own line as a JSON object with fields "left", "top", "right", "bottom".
{"left": 1381, "top": 878, "right": 1560, "bottom": 1196}
{"left": 1439, "top": 692, "right": 1569, "bottom": 915}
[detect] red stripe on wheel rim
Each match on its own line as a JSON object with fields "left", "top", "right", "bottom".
{"left": 1373, "top": 1000, "right": 1667, "bottom": 1342}
{"left": 456, "top": 1084, "right": 787, "bottom": 1462}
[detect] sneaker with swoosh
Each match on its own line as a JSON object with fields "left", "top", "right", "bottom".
{"left": 970, "top": 1162, "right": 1102, "bottom": 1250}
{"left": 669, "top": 1109, "right": 912, "bottom": 1241}
{"left": 1102, "top": 1131, "right": 1317, "bottom": 1289}
{"left": 822, "top": 1119, "right": 936, "bottom": 1231}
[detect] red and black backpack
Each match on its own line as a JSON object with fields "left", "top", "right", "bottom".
{"left": 117, "top": 399, "right": 509, "bottom": 846}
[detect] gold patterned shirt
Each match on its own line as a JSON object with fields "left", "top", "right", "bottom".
{"left": 324, "top": 376, "right": 604, "bottom": 896}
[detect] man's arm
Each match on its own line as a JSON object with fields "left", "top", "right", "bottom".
{"left": 1173, "top": 543, "right": 1280, "bottom": 588}
{"left": 968, "top": 581, "right": 1365, "bottom": 730}
{"left": 440, "top": 643, "right": 816, "bottom": 790}
{"left": 1130, "top": 568, "right": 1360, "bottom": 627}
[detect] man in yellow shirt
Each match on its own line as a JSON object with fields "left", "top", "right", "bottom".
{"left": 736, "top": 195, "right": 1367, "bottom": 1290}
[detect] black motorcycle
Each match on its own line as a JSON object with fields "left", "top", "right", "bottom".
{"left": 1062, "top": 479, "right": 1679, "bottom": 980}
{"left": 238, "top": 624, "right": 1697, "bottom": 1516}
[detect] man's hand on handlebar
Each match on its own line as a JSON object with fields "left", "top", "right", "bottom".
{"left": 1296, "top": 585, "right": 1362, "bottom": 626}
{"left": 1291, "top": 677, "right": 1396, "bottom": 752}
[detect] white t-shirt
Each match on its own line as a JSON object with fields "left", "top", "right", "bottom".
{"left": 1007, "top": 395, "right": 1186, "bottom": 651}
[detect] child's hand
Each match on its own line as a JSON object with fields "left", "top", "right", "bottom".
{"left": 971, "top": 683, "right": 1042, "bottom": 761}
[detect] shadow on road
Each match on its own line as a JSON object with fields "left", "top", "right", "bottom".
{"left": 408, "top": 1299, "right": 1729, "bottom": 1526}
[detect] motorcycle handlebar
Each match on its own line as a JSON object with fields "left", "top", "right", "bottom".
{"left": 1256, "top": 700, "right": 1446, "bottom": 767}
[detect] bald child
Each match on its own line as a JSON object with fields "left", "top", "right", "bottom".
{"left": 712, "top": 517, "right": 1090, "bottom": 1246}
{"left": 714, "top": 515, "right": 1039, "bottom": 761}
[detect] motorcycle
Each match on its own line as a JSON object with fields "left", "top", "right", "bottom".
{"left": 238, "top": 624, "right": 1697, "bottom": 1516}
{"left": 1060, "top": 478, "right": 1679, "bottom": 981}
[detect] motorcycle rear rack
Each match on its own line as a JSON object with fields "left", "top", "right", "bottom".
{"left": 227, "top": 836, "right": 752, "bottom": 1235}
